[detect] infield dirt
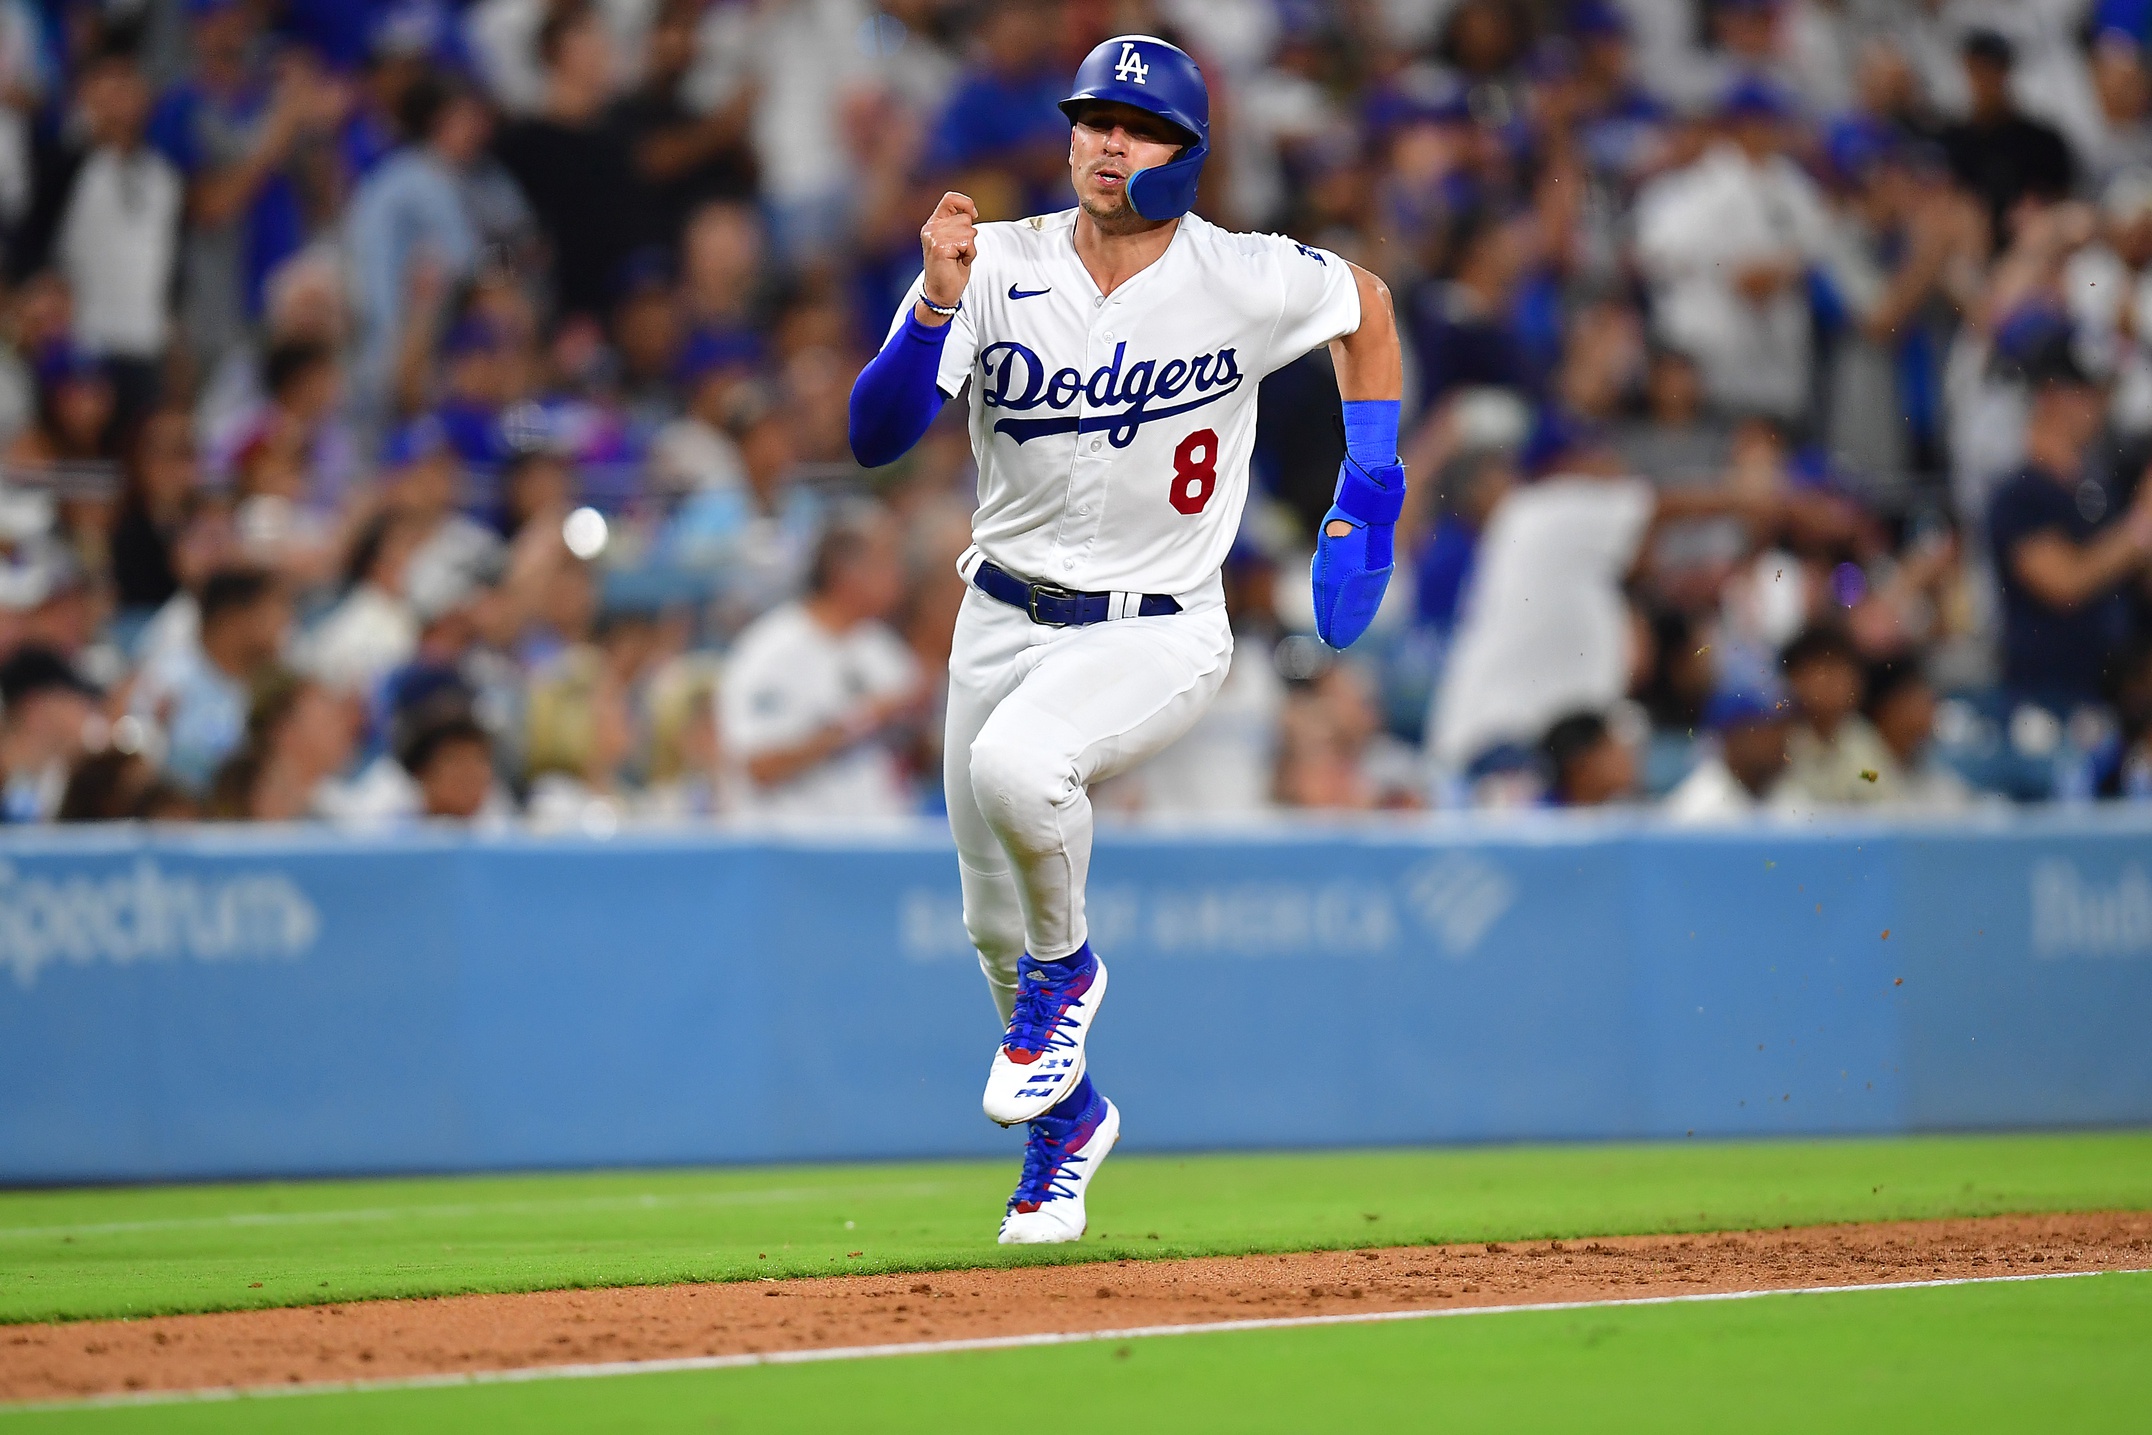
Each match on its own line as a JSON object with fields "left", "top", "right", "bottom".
{"left": 5, "top": 1211, "right": 2149, "bottom": 1403}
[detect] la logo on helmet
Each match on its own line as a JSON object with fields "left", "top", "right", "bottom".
{"left": 1114, "top": 41, "right": 1148, "bottom": 83}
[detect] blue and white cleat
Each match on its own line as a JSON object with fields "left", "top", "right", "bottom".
{"left": 983, "top": 947, "right": 1108, "bottom": 1126}
{"left": 998, "top": 1078, "right": 1120, "bottom": 1245}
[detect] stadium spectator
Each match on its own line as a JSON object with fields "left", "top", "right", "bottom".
{"left": 924, "top": 0, "right": 1069, "bottom": 219}
{"left": 611, "top": 0, "right": 757, "bottom": 246}
{"left": 677, "top": 200, "right": 767, "bottom": 347}
{"left": 384, "top": 417, "right": 505, "bottom": 620}
{"left": 30, "top": 37, "right": 181, "bottom": 424}
{"left": 398, "top": 706, "right": 500, "bottom": 822}
{"left": 493, "top": 0, "right": 642, "bottom": 321}
{"left": 1411, "top": 445, "right": 1515, "bottom": 639}
{"left": 648, "top": 331, "right": 752, "bottom": 496}
{"left": 206, "top": 670, "right": 358, "bottom": 821}
{"left": 721, "top": 502, "right": 921, "bottom": 819}
{"left": 1540, "top": 710, "right": 1637, "bottom": 808}
{"left": 2066, "top": 170, "right": 2152, "bottom": 443}
{"left": 55, "top": 747, "right": 161, "bottom": 822}
{"left": 2088, "top": 30, "right": 2152, "bottom": 182}
{"left": 0, "top": 645, "right": 100, "bottom": 822}
{"left": 1429, "top": 415, "right": 1778, "bottom": 782}
{"left": 1865, "top": 660, "right": 1973, "bottom": 810}
{"left": 1407, "top": 205, "right": 1543, "bottom": 409}
{"left": 1941, "top": 31, "right": 2075, "bottom": 238}
{"left": 152, "top": 3, "right": 348, "bottom": 371}
{"left": 1633, "top": 78, "right": 1839, "bottom": 421}
{"left": 347, "top": 73, "right": 505, "bottom": 417}
{"left": 130, "top": 566, "right": 290, "bottom": 790}
{"left": 523, "top": 642, "right": 635, "bottom": 830}
{"left": 1664, "top": 686, "right": 1794, "bottom": 822}
{"left": 1776, "top": 624, "right": 1900, "bottom": 806}
{"left": 639, "top": 654, "right": 728, "bottom": 819}
{"left": 1986, "top": 334, "right": 2152, "bottom": 711}
{"left": 304, "top": 511, "right": 422, "bottom": 696}
{"left": 109, "top": 408, "right": 201, "bottom": 615}
{"left": 1276, "top": 653, "right": 1423, "bottom": 811}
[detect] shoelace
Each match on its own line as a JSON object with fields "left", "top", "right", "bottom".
{"left": 1010, "top": 1109, "right": 1092, "bottom": 1207}
{"left": 1002, "top": 959, "right": 1090, "bottom": 1057}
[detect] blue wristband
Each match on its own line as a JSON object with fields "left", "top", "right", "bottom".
{"left": 1341, "top": 399, "right": 1401, "bottom": 471}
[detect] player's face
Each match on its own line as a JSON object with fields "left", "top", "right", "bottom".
{"left": 1069, "top": 102, "right": 1186, "bottom": 229}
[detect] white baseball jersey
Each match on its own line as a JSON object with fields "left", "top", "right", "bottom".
{"left": 890, "top": 209, "right": 1361, "bottom": 597}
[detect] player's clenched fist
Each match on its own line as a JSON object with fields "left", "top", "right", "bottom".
{"left": 918, "top": 192, "right": 978, "bottom": 318}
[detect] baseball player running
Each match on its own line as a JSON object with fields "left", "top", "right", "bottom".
{"left": 848, "top": 35, "right": 1404, "bottom": 1243}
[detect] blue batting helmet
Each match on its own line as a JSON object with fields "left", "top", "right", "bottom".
{"left": 1059, "top": 35, "right": 1209, "bottom": 222}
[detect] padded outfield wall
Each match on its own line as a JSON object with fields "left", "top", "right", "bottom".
{"left": 1, "top": 812, "right": 2149, "bottom": 1184}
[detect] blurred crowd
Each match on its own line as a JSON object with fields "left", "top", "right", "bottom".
{"left": 3, "top": 0, "right": 2152, "bottom": 829}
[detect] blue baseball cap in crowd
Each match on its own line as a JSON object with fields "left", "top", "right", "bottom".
{"left": 1570, "top": 0, "right": 1629, "bottom": 38}
{"left": 1518, "top": 406, "right": 1606, "bottom": 475}
{"left": 382, "top": 414, "right": 451, "bottom": 468}
{"left": 1703, "top": 685, "right": 1787, "bottom": 732}
{"left": 612, "top": 246, "right": 676, "bottom": 302}
{"left": 1993, "top": 304, "right": 2095, "bottom": 388}
{"left": 442, "top": 316, "right": 506, "bottom": 359}
{"left": 1719, "top": 75, "right": 1794, "bottom": 122}
{"left": 674, "top": 329, "right": 762, "bottom": 386}
{"left": 1825, "top": 116, "right": 1897, "bottom": 182}
{"left": 33, "top": 342, "right": 105, "bottom": 390}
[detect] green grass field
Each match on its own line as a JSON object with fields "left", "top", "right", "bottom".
{"left": 8, "top": 1273, "right": 2151, "bottom": 1432}
{"left": 3, "top": 1132, "right": 2150, "bottom": 1324}
{"left": 4, "top": 1131, "right": 2150, "bottom": 1431}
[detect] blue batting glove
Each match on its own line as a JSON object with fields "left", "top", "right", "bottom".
{"left": 1310, "top": 454, "right": 1405, "bottom": 649}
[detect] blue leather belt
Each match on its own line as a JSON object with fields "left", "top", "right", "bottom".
{"left": 971, "top": 560, "right": 1182, "bottom": 627}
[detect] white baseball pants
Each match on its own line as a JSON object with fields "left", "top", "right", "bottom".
{"left": 944, "top": 580, "right": 1233, "bottom": 1023}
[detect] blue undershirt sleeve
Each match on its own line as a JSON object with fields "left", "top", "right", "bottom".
{"left": 848, "top": 309, "right": 954, "bottom": 468}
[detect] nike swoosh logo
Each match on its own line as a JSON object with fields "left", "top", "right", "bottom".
{"left": 1008, "top": 284, "right": 1052, "bottom": 300}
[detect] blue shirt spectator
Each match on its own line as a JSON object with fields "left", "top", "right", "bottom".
{"left": 345, "top": 76, "right": 492, "bottom": 418}
{"left": 924, "top": 5, "right": 1066, "bottom": 212}
{"left": 1988, "top": 464, "right": 2143, "bottom": 708}
{"left": 1407, "top": 207, "right": 1543, "bottom": 409}
{"left": 150, "top": 0, "right": 345, "bottom": 359}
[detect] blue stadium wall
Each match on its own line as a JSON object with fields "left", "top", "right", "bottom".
{"left": 3, "top": 814, "right": 2150, "bottom": 1184}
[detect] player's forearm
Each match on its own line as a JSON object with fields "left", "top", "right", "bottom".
{"left": 1311, "top": 265, "right": 1406, "bottom": 649}
{"left": 1329, "top": 264, "right": 1402, "bottom": 403}
{"left": 848, "top": 312, "right": 951, "bottom": 467}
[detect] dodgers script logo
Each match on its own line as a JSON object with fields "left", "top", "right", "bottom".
{"left": 979, "top": 340, "right": 1243, "bottom": 447}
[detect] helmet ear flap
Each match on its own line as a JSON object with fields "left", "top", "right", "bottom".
{"left": 1125, "top": 141, "right": 1208, "bottom": 221}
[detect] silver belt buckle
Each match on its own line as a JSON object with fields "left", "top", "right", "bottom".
{"left": 1026, "top": 580, "right": 1079, "bottom": 626}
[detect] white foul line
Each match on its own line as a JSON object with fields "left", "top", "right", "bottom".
{"left": 4, "top": 1268, "right": 2130, "bottom": 1415}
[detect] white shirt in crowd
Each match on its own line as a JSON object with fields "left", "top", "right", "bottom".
{"left": 1663, "top": 750, "right": 1765, "bottom": 823}
{"left": 2066, "top": 233, "right": 2152, "bottom": 438}
{"left": 697, "top": 0, "right": 873, "bottom": 208}
{"left": 57, "top": 145, "right": 181, "bottom": 360}
{"left": 897, "top": 208, "right": 1360, "bottom": 598}
{"left": 1633, "top": 142, "right": 1837, "bottom": 420}
{"left": 304, "top": 585, "right": 418, "bottom": 695}
{"left": 720, "top": 600, "right": 920, "bottom": 820}
{"left": 1430, "top": 475, "right": 1656, "bottom": 768}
